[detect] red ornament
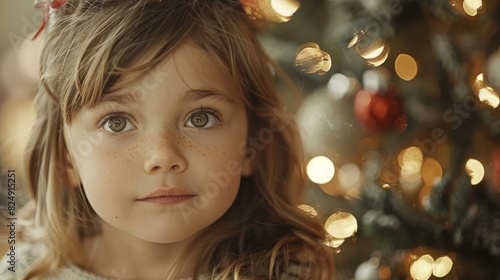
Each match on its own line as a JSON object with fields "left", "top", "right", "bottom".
{"left": 493, "top": 148, "right": 500, "bottom": 192}
{"left": 354, "top": 83, "right": 405, "bottom": 133}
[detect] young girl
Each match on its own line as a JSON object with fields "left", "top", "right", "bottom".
{"left": 1, "top": 0, "right": 334, "bottom": 279}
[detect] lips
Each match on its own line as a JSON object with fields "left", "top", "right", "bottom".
{"left": 137, "top": 188, "right": 196, "bottom": 205}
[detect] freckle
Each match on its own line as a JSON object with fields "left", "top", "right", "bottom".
{"left": 114, "top": 216, "right": 118, "bottom": 219}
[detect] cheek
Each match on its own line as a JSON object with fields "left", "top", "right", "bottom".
{"left": 75, "top": 150, "right": 131, "bottom": 197}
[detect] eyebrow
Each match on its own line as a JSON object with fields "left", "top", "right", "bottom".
{"left": 182, "top": 89, "right": 235, "bottom": 105}
{"left": 92, "top": 88, "right": 234, "bottom": 109}
{"left": 91, "top": 91, "right": 142, "bottom": 109}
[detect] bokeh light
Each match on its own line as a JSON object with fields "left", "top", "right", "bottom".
{"left": 421, "top": 157, "right": 443, "bottom": 186}
{"left": 298, "top": 204, "right": 318, "bottom": 217}
{"left": 399, "top": 146, "right": 424, "bottom": 175}
{"left": 463, "top": 0, "right": 478, "bottom": 16}
{"left": 271, "top": 0, "right": 300, "bottom": 18}
{"left": 395, "top": 54, "right": 418, "bottom": 81}
{"left": 242, "top": 0, "right": 300, "bottom": 22}
{"left": 478, "top": 87, "right": 500, "bottom": 108}
{"left": 356, "top": 38, "right": 390, "bottom": 67}
{"left": 327, "top": 73, "right": 357, "bottom": 100}
{"left": 433, "top": 256, "right": 453, "bottom": 277}
{"left": 464, "top": 0, "right": 482, "bottom": 10}
{"left": 398, "top": 147, "right": 424, "bottom": 193}
{"left": 295, "top": 42, "right": 332, "bottom": 75}
{"left": 338, "top": 163, "right": 362, "bottom": 190}
{"left": 324, "top": 211, "right": 358, "bottom": 239}
{"left": 307, "top": 156, "right": 335, "bottom": 184}
{"left": 465, "top": 158, "right": 485, "bottom": 185}
{"left": 410, "top": 255, "right": 433, "bottom": 280}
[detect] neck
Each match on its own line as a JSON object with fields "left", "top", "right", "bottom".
{"left": 82, "top": 220, "right": 205, "bottom": 280}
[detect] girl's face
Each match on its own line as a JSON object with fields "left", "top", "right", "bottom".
{"left": 64, "top": 43, "right": 252, "bottom": 243}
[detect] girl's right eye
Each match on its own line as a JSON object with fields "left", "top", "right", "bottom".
{"left": 102, "top": 115, "right": 135, "bottom": 133}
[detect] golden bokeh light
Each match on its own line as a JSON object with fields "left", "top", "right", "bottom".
{"left": 307, "top": 156, "right": 335, "bottom": 184}
{"left": 398, "top": 146, "right": 424, "bottom": 174}
{"left": 433, "top": 256, "right": 453, "bottom": 277}
{"left": 338, "top": 163, "right": 362, "bottom": 190}
{"left": 398, "top": 147, "right": 424, "bottom": 193}
{"left": 395, "top": 54, "right": 418, "bottom": 81}
{"left": 366, "top": 50, "right": 390, "bottom": 67}
{"left": 478, "top": 87, "right": 500, "bottom": 108}
{"left": 323, "top": 237, "right": 345, "bottom": 248}
{"left": 271, "top": 0, "right": 300, "bottom": 18}
{"left": 465, "top": 158, "right": 485, "bottom": 185}
{"left": 324, "top": 211, "right": 358, "bottom": 239}
{"left": 462, "top": 1, "right": 478, "bottom": 16}
{"left": 327, "top": 73, "right": 357, "bottom": 100}
{"left": 358, "top": 38, "right": 385, "bottom": 60}
{"left": 464, "top": 0, "right": 482, "bottom": 10}
{"left": 298, "top": 204, "right": 318, "bottom": 217}
{"left": 295, "top": 42, "right": 332, "bottom": 75}
{"left": 421, "top": 157, "right": 443, "bottom": 186}
{"left": 410, "top": 255, "right": 434, "bottom": 280}
{"left": 241, "top": 0, "right": 299, "bottom": 22}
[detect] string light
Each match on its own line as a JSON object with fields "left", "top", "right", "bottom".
{"left": 395, "top": 54, "right": 418, "bottom": 81}
{"left": 306, "top": 156, "right": 335, "bottom": 184}
{"left": 295, "top": 42, "right": 332, "bottom": 75}
{"left": 465, "top": 158, "right": 485, "bottom": 185}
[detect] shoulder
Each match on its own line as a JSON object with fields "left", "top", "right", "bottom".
{"left": 0, "top": 242, "right": 112, "bottom": 280}
{"left": 0, "top": 241, "right": 43, "bottom": 279}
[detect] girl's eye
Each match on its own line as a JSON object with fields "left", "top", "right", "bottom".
{"left": 102, "top": 115, "right": 135, "bottom": 133}
{"left": 185, "top": 110, "right": 219, "bottom": 128}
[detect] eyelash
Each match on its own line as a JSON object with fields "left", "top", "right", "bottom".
{"left": 98, "top": 110, "right": 134, "bottom": 135}
{"left": 190, "top": 106, "right": 223, "bottom": 124}
{"left": 97, "top": 106, "right": 223, "bottom": 134}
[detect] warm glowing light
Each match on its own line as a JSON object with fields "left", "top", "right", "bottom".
{"left": 465, "top": 158, "right": 485, "bottom": 185}
{"left": 324, "top": 211, "right": 357, "bottom": 239}
{"left": 395, "top": 54, "right": 418, "bottom": 81}
{"left": 241, "top": 0, "right": 299, "bottom": 22}
{"left": 298, "top": 204, "right": 318, "bottom": 216}
{"left": 356, "top": 38, "right": 390, "bottom": 67}
{"left": 464, "top": 0, "right": 482, "bottom": 9}
{"left": 366, "top": 51, "right": 390, "bottom": 67}
{"left": 478, "top": 87, "right": 500, "bottom": 108}
{"left": 327, "top": 73, "right": 352, "bottom": 100}
{"left": 338, "top": 163, "right": 362, "bottom": 190}
{"left": 433, "top": 256, "right": 453, "bottom": 277}
{"left": 359, "top": 40, "right": 385, "bottom": 60}
{"left": 379, "top": 265, "right": 392, "bottom": 280}
{"left": 463, "top": 1, "right": 478, "bottom": 16}
{"left": 421, "top": 157, "right": 443, "bottom": 186}
{"left": 476, "top": 73, "right": 484, "bottom": 82}
{"left": 398, "top": 147, "right": 424, "bottom": 193}
{"left": 398, "top": 146, "right": 424, "bottom": 174}
{"left": 323, "top": 237, "right": 345, "bottom": 248}
{"left": 271, "top": 0, "right": 300, "bottom": 17}
{"left": 356, "top": 90, "right": 372, "bottom": 107}
{"left": 296, "top": 43, "right": 332, "bottom": 75}
{"left": 307, "top": 156, "right": 335, "bottom": 184}
{"left": 410, "top": 255, "right": 434, "bottom": 280}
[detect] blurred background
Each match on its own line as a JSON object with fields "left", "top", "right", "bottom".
{"left": 1, "top": 1, "right": 500, "bottom": 279}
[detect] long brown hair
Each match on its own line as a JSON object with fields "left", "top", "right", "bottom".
{"left": 22, "top": 1, "right": 334, "bottom": 279}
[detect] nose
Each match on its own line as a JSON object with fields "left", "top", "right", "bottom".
{"left": 143, "top": 133, "right": 187, "bottom": 174}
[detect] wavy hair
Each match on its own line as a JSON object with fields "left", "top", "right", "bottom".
{"left": 21, "top": 0, "right": 334, "bottom": 279}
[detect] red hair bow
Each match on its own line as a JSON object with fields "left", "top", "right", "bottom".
{"left": 32, "top": 0, "right": 67, "bottom": 40}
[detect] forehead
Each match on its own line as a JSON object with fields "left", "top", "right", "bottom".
{"left": 108, "top": 43, "right": 240, "bottom": 100}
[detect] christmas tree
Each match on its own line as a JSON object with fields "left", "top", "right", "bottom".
{"left": 260, "top": 0, "right": 500, "bottom": 279}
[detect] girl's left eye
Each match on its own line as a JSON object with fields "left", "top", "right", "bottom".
{"left": 185, "top": 109, "right": 219, "bottom": 128}
{"left": 102, "top": 115, "right": 135, "bottom": 133}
